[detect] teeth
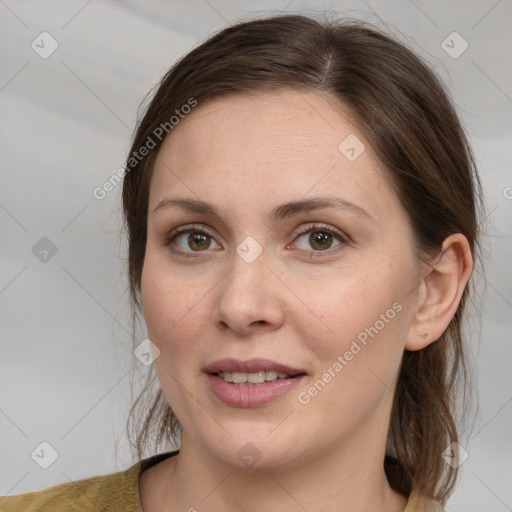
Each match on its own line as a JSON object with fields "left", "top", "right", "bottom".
{"left": 266, "top": 370, "right": 278, "bottom": 381}
{"left": 217, "top": 370, "right": 292, "bottom": 384}
{"left": 247, "top": 371, "right": 266, "bottom": 384}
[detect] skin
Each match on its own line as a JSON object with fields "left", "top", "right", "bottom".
{"left": 138, "top": 90, "right": 473, "bottom": 512}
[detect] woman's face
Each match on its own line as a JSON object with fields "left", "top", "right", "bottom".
{"left": 141, "top": 90, "right": 422, "bottom": 469}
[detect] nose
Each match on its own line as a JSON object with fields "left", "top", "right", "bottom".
{"left": 212, "top": 251, "right": 285, "bottom": 337}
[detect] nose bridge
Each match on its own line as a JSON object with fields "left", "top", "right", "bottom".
{"left": 223, "top": 243, "right": 269, "bottom": 302}
{"left": 213, "top": 241, "right": 284, "bottom": 333}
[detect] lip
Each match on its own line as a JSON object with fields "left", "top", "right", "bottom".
{"left": 203, "top": 358, "right": 305, "bottom": 376}
{"left": 203, "top": 358, "right": 307, "bottom": 407}
{"left": 206, "top": 373, "right": 306, "bottom": 407}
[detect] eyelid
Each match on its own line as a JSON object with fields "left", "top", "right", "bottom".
{"left": 288, "top": 222, "right": 349, "bottom": 257}
{"left": 293, "top": 222, "right": 349, "bottom": 243}
{"left": 163, "top": 223, "right": 219, "bottom": 248}
{"left": 174, "top": 223, "right": 211, "bottom": 233}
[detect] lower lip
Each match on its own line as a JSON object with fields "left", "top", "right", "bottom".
{"left": 206, "top": 374, "right": 305, "bottom": 407}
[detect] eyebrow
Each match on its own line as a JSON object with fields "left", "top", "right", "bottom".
{"left": 152, "top": 196, "right": 374, "bottom": 223}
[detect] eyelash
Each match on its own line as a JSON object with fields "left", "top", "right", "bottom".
{"left": 163, "top": 223, "right": 349, "bottom": 259}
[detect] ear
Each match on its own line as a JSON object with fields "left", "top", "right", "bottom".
{"left": 405, "top": 233, "right": 473, "bottom": 351}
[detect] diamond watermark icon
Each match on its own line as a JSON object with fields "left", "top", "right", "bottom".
{"left": 236, "top": 236, "right": 263, "bottom": 263}
{"left": 31, "top": 32, "right": 59, "bottom": 59}
{"left": 237, "top": 442, "right": 262, "bottom": 468}
{"left": 338, "top": 134, "right": 365, "bottom": 161}
{"left": 31, "top": 441, "right": 59, "bottom": 469}
{"left": 441, "top": 32, "right": 468, "bottom": 59}
{"left": 32, "top": 237, "right": 58, "bottom": 263}
{"left": 134, "top": 338, "right": 161, "bottom": 366}
{"left": 442, "top": 441, "right": 469, "bottom": 468}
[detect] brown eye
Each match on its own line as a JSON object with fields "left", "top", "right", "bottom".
{"left": 308, "top": 231, "right": 334, "bottom": 250}
{"left": 292, "top": 224, "right": 346, "bottom": 254}
{"left": 165, "top": 226, "right": 221, "bottom": 255}
{"left": 187, "top": 232, "right": 211, "bottom": 251}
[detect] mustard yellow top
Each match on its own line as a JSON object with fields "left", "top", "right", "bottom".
{"left": 0, "top": 450, "right": 442, "bottom": 511}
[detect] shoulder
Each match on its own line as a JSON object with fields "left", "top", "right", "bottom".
{"left": 0, "top": 461, "right": 142, "bottom": 512}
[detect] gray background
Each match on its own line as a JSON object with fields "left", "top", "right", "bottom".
{"left": 0, "top": 1, "right": 510, "bottom": 510}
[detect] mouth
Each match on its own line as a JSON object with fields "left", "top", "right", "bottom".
{"left": 214, "top": 370, "right": 301, "bottom": 385}
{"left": 203, "top": 358, "right": 307, "bottom": 406}
{"left": 203, "top": 358, "right": 306, "bottom": 382}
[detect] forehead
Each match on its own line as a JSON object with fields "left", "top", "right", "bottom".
{"left": 148, "top": 90, "right": 397, "bottom": 220}
{"left": 164, "top": 90, "right": 362, "bottom": 163}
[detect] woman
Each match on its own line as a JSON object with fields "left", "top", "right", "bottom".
{"left": 1, "top": 13, "right": 481, "bottom": 512}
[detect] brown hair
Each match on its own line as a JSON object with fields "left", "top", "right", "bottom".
{"left": 122, "top": 13, "right": 482, "bottom": 505}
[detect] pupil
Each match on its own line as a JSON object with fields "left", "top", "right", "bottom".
{"left": 189, "top": 232, "right": 210, "bottom": 251}
{"left": 310, "top": 231, "right": 332, "bottom": 250}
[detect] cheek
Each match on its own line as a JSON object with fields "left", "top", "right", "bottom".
{"left": 292, "top": 294, "right": 404, "bottom": 437}
{"left": 298, "top": 269, "right": 401, "bottom": 344}
{"left": 294, "top": 262, "right": 409, "bottom": 394}
{"left": 141, "top": 259, "right": 172, "bottom": 340}
{"left": 141, "top": 253, "right": 185, "bottom": 351}
{"left": 140, "top": 254, "right": 212, "bottom": 360}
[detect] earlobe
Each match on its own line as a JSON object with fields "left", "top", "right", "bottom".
{"left": 405, "top": 234, "right": 473, "bottom": 351}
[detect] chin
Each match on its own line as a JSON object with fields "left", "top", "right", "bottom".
{"left": 196, "top": 429, "right": 309, "bottom": 471}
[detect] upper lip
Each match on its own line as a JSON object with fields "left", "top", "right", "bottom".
{"left": 204, "top": 358, "right": 306, "bottom": 376}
